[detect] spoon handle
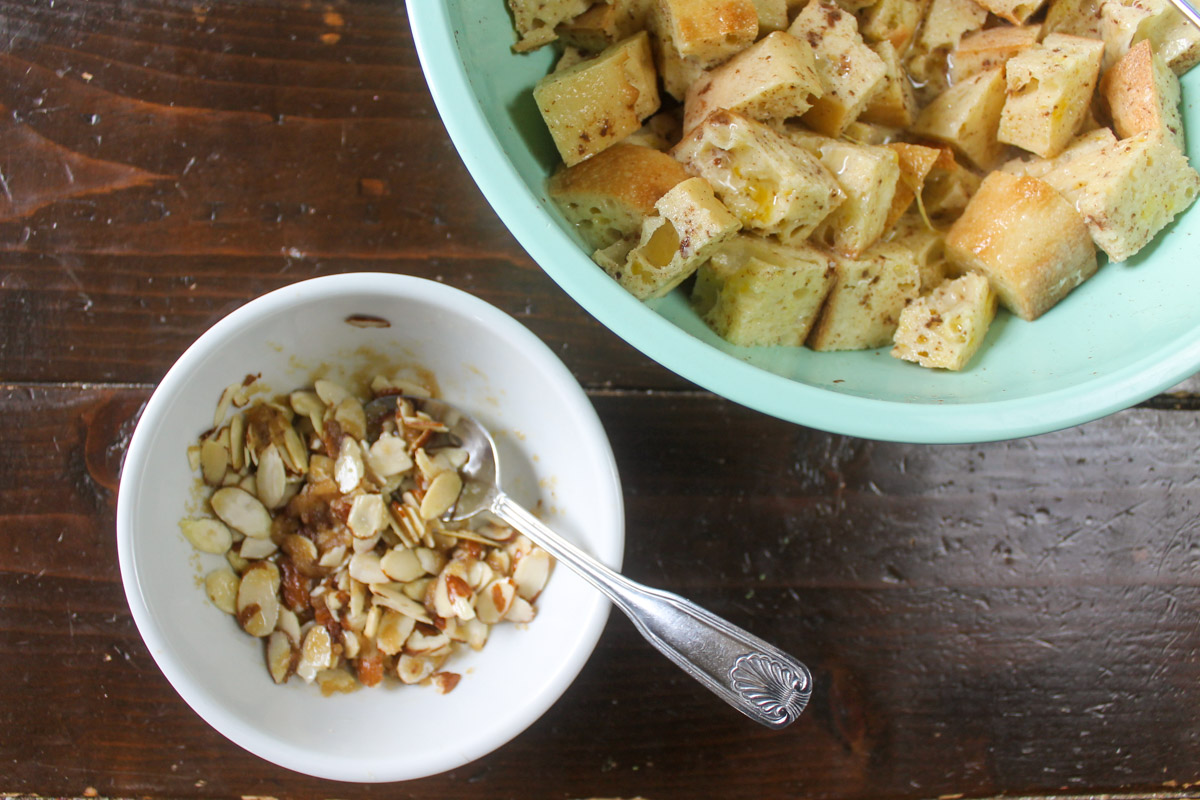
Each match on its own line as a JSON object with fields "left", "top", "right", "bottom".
{"left": 490, "top": 492, "right": 813, "bottom": 729}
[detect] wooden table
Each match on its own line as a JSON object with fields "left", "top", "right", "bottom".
{"left": 2, "top": 2, "right": 1199, "bottom": 798}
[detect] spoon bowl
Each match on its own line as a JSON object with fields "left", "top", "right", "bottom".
{"left": 365, "top": 393, "right": 815, "bottom": 729}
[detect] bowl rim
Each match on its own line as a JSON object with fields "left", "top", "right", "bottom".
{"left": 116, "top": 272, "right": 624, "bottom": 781}
{"left": 406, "top": 0, "right": 1200, "bottom": 444}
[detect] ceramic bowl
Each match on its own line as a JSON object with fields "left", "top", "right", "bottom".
{"left": 407, "top": 1, "right": 1200, "bottom": 443}
{"left": 116, "top": 273, "right": 623, "bottom": 782}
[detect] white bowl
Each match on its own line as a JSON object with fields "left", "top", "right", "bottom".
{"left": 116, "top": 273, "right": 624, "bottom": 782}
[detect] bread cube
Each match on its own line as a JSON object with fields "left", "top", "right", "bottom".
{"left": 884, "top": 213, "right": 950, "bottom": 292}
{"left": 921, "top": 146, "right": 982, "bottom": 219}
{"left": 1001, "top": 127, "right": 1118, "bottom": 178}
{"left": 945, "top": 171, "right": 1097, "bottom": 320}
{"left": 891, "top": 272, "right": 998, "bottom": 370}
{"left": 912, "top": 67, "right": 1008, "bottom": 170}
{"left": 1100, "top": 0, "right": 1200, "bottom": 74}
{"left": 842, "top": 120, "right": 904, "bottom": 144}
{"left": 857, "top": 0, "right": 924, "bottom": 53}
{"left": 592, "top": 237, "right": 637, "bottom": 273}
{"left": 691, "top": 235, "right": 835, "bottom": 346}
{"left": 884, "top": 142, "right": 942, "bottom": 230}
{"left": 807, "top": 242, "right": 922, "bottom": 351}
{"left": 788, "top": 1, "right": 888, "bottom": 136}
{"left": 533, "top": 32, "right": 661, "bottom": 166}
{"left": 655, "top": 0, "right": 759, "bottom": 67}
{"left": 622, "top": 110, "right": 684, "bottom": 151}
{"left": 683, "top": 31, "right": 823, "bottom": 133}
{"left": 507, "top": 0, "right": 592, "bottom": 52}
{"left": 556, "top": 0, "right": 652, "bottom": 52}
{"left": 809, "top": 140, "right": 902, "bottom": 256}
{"left": 860, "top": 41, "right": 918, "bottom": 128}
{"left": 974, "top": 0, "right": 1046, "bottom": 23}
{"left": 1043, "top": 0, "right": 1104, "bottom": 38}
{"left": 918, "top": 0, "right": 989, "bottom": 51}
{"left": 950, "top": 25, "right": 1040, "bottom": 82}
{"left": 548, "top": 144, "right": 694, "bottom": 250}
{"left": 997, "top": 34, "right": 1105, "bottom": 159}
{"left": 673, "top": 110, "right": 846, "bottom": 241}
{"left": 752, "top": 0, "right": 790, "bottom": 31}
{"left": 609, "top": 177, "right": 742, "bottom": 299}
{"left": 651, "top": 28, "right": 708, "bottom": 101}
{"left": 1101, "top": 39, "right": 1185, "bottom": 152}
{"left": 1038, "top": 129, "right": 1200, "bottom": 262}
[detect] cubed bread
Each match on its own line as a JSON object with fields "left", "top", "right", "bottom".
{"left": 655, "top": 0, "right": 759, "bottom": 67}
{"left": 533, "top": 32, "right": 661, "bottom": 166}
{"left": 650, "top": 26, "right": 707, "bottom": 101}
{"left": 973, "top": 0, "right": 1046, "bottom": 24}
{"left": 609, "top": 177, "right": 742, "bottom": 299}
{"left": 921, "top": 146, "right": 982, "bottom": 219}
{"left": 683, "top": 31, "right": 823, "bottom": 133}
{"left": 691, "top": 235, "right": 835, "bottom": 346}
{"left": 912, "top": 67, "right": 1008, "bottom": 170}
{"left": 622, "top": 110, "right": 684, "bottom": 151}
{"left": 945, "top": 171, "right": 1097, "bottom": 320}
{"left": 1001, "top": 127, "right": 1117, "bottom": 178}
{"left": 1042, "top": 0, "right": 1104, "bottom": 38}
{"left": 809, "top": 140, "right": 902, "bottom": 256}
{"left": 788, "top": 1, "right": 888, "bottom": 136}
{"left": 884, "top": 213, "right": 950, "bottom": 292}
{"left": 806, "top": 241, "right": 922, "bottom": 350}
{"left": 950, "top": 25, "right": 1040, "bottom": 82}
{"left": 997, "top": 33, "right": 1105, "bottom": 159}
{"left": 917, "top": 0, "right": 989, "bottom": 51}
{"left": 1038, "top": 129, "right": 1200, "bottom": 262}
{"left": 1100, "top": 0, "right": 1200, "bottom": 74}
{"left": 508, "top": 0, "right": 593, "bottom": 52}
{"left": 884, "top": 142, "right": 942, "bottom": 230}
{"left": 548, "top": 144, "right": 694, "bottom": 250}
{"left": 752, "top": 0, "right": 790, "bottom": 31}
{"left": 673, "top": 110, "right": 846, "bottom": 241}
{"left": 860, "top": 40, "right": 919, "bottom": 128}
{"left": 842, "top": 120, "right": 904, "bottom": 144}
{"left": 891, "top": 272, "right": 998, "bottom": 370}
{"left": 856, "top": 0, "right": 925, "bottom": 53}
{"left": 1101, "top": 39, "right": 1185, "bottom": 152}
{"left": 556, "top": 0, "right": 652, "bottom": 52}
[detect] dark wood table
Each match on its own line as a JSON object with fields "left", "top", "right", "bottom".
{"left": 2, "top": 2, "right": 1199, "bottom": 798}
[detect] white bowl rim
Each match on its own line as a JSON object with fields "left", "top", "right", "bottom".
{"left": 116, "top": 272, "right": 624, "bottom": 782}
{"left": 406, "top": 1, "right": 1200, "bottom": 444}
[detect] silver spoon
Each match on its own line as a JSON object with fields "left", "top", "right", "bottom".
{"left": 366, "top": 395, "right": 813, "bottom": 729}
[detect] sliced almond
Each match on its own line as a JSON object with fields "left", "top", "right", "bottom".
{"left": 347, "top": 551, "right": 389, "bottom": 585}
{"left": 276, "top": 607, "right": 302, "bottom": 643}
{"left": 462, "top": 618, "right": 490, "bottom": 651}
{"left": 265, "top": 630, "right": 296, "bottom": 684}
{"left": 397, "top": 654, "right": 436, "bottom": 684}
{"left": 420, "top": 470, "right": 462, "bottom": 520}
{"left": 405, "top": 628, "right": 451, "bottom": 656}
{"left": 505, "top": 595, "right": 536, "bottom": 624}
{"left": 334, "top": 439, "right": 365, "bottom": 494}
{"left": 238, "top": 536, "right": 279, "bottom": 560}
{"left": 236, "top": 563, "right": 281, "bottom": 637}
{"left": 433, "top": 563, "right": 475, "bottom": 621}
{"left": 431, "top": 671, "right": 461, "bottom": 694}
{"left": 281, "top": 425, "right": 309, "bottom": 475}
{"left": 369, "top": 582, "right": 434, "bottom": 623}
{"left": 347, "top": 494, "right": 386, "bottom": 539}
{"left": 255, "top": 443, "right": 287, "bottom": 510}
{"left": 367, "top": 433, "right": 413, "bottom": 478}
{"left": 200, "top": 439, "right": 229, "bottom": 486}
{"left": 229, "top": 412, "right": 246, "bottom": 471}
{"left": 333, "top": 396, "right": 367, "bottom": 441}
{"left": 295, "top": 625, "right": 333, "bottom": 683}
{"left": 314, "top": 378, "right": 352, "bottom": 406}
{"left": 513, "top": 548, "right": 553, "bottom": 601}
{"left": 179, "top": 518, "right": 233, "bottom": 554}
{"left": 403, "top": 576, "right": 433, "bottom": 602}
{"left": 476, "top": 577, "right": 517, "bottom": 624}
{"left": 210, "top": 487, "right": 272, "bottom": 539}
{"left": 376, "top": 609, "right": 417, "bottom": 655}
{"left": 414, "top": 546, "right": 446, "bottom": 576}
{"left": 204, "top": 567, "right": 239, "bottom": 614}
{"left": 380, "top": 547, "right": 425, "bottom": 582}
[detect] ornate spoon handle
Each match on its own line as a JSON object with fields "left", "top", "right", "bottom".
{"left": 491, "top": 492, "right": 813, "bottom": 729}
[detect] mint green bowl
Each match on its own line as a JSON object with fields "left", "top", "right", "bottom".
{"left": 407, "top": 2, "right": 1200, "bottom": 443}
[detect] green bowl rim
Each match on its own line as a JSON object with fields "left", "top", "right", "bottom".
{"left": 406, "top": 1, "right": 1200, "bottom": 443}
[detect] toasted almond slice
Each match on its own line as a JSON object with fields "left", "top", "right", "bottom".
{"left": 213, "top": 381, "right": 241, "bottom": 427}
{"left": 420, "top": 471, "right": 462, "bottom": 520}
{"left": 376, "top": 609, "right": 418, "bottom": 655}
{"left": 405, "top": 628, "right": 451, "bottom": 656}
{"left": 347, "top": 494, "right": 386, "bottom": 539}
{"left": 314, "top": 378, "right": 352, "bottom": 406}
{"left": 236, "top": 564, "right": 280, "bottom": 637}
{"left": 204, "top": 567, "right": 239, "bottom": 614}
{"left": 180, "top": 518, "right": 233, "bottom": 554}
{"left": 335, "top": 439, "right": 365, "bottom": 494}
{"left": 485, "top": 547, "right": 511, "bottom": 576}
{"left": 256, "top": 443, "right": 287, "bottom": 510}
{"left": 317, "top": 544, "right": 348, "bottom": 570}
{"left": 505, "top": 595, "right": 535, "bottom": 624}
{"left": 333, "top": 397, "right": 367, "bottom": 441}
{"left": 368, "top": 433, "right": 413, "bottom": 478}
{"left": 266, "top": 630, "right": 296, "bottom": 684}
{"left": 414, "top": 546, "right": 446, "bottom": 576}
{"left": 380, "top": 547, "right": 425, "bottom": 582}
{"left": 239, "top": 536, "right": 278, "bottom": 560}
{"left": 347, "top": 551, "right": 389, "bottom": 585}
{"left": 315, "top": 668, "right": 359, "bottom": 696}
{"left": 229, "top": 412, "right": 246, "bottom": 471}
{"left": 289, "top": 390, "right": 325, "bottom": 421}
{"left": 403, "top": 576, "right": 433, "bottom": 602}
{"left": 513, "top": 548, "right": 553, "bottom": 601}
{"left": 370, "top": 582, "right": 434, "bottom": 623}
{"left": 200, "top": 439, "right": 229, "bottom": 486}
{"left": 431, "top": 671, "right": 462, "bottom": 694}
{"left": 397, "top": 654, "right": 436, "bottom": 684}
{"left": 296, "top": 625, "right": 333, "bottom": 683}
{"left": 210, "top": 486, "right": 272, "bottom": 539}
{"left": 476, "top": 577, "right": 517, "bottom": 624}
{"left": 433, "top": 563, "right": 475, "bottom": 621}
{"left": 277, "top": 607, "right": 302, "bottom": 644}
{"left": 281, "top": 425, "right": 309, "bottom": 475}
{"left": 463, "top": 618, "right": 490, "bottom": 651}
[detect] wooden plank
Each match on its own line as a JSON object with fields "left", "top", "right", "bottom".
{"left": 1, "top": 384, "right": 1197, "bottom": 798}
